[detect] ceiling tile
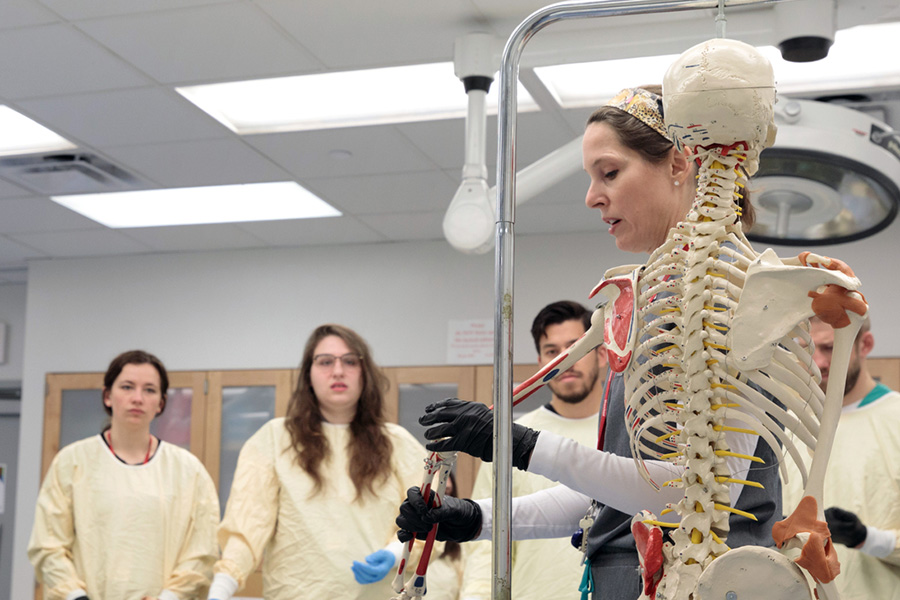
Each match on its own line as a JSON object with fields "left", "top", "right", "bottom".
{"left": 559, "top": 107, "right": 596, "bottom": 134}
{"left": 256, "top": 0, "right": 471, "bottom": 68}
{"left": 247, "top": 126, "right": 436, "bottom": 179}
{"left": 521, "top": 172, "right": 590, "bottom": 208}
{"left": 467, "top": 0, "right": 557, "bottom": 25}
{"left": 0, "top": 233, "right": 47, "bottom": 265}
{"left": 0, "top": 260, "right": 27, "bottom": 272}
{"left": 0, "top": 177, "right": 32, "bottom": 199}
{"left": 0, "top": 197, "right": 103, "bottom": 234}
{"left": 359, "top": 211, "right": 445, "bottom": 242}
{"left": 9, "top": 228, "right": 153, "bottom": 257}
{"left": 306, "top": 171, "right": 458, "bottom": 215}
{"left": 236, "top": 216, "right": 384, "bottom": 247}
{"left": 0, "top": 24, "right": 149, "bottom": 99}
{"left": 393, "top": 118, "right": 470, "bottom": 171}
{"left": 501, "top": 113, "right": 582, "bottom": 163}
{"left": 0, "top": 267, "right": 28, "bottom": 283}
{"left": 119, "top": 223, "right": 269, "bottom": 252}
{"left": 36, "top": 0, "right": 232, "bottom": 20}
{"left": 76, "top": 4, "right": 322, "bottom": 84}
{"left": 396, "top": 111, "right": 578, "bottom": 171}
{"left": 19, "top": 88, "right": 230, "bottom": 148}
{"left": 0, "top": 0, "right": 58, "bottom": 28}
{"left": 515, "top": 201, "right": 603, "bottom": 235}
{"left": 108, "top": 138, "right": 291, "bottom": 188}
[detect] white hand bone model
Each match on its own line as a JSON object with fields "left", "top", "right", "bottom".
{"left": 514, "top": 38, "right": 866, "bottom": 600}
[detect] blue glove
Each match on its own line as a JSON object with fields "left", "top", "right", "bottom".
{"left": 352, "top": 548, "right": 396, "bottom": 584}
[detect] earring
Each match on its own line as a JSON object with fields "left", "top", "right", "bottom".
{"left": 674, "top": 180, "right": 680, "bottom": 187}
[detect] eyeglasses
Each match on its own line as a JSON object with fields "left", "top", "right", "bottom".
{"left": 312, "top": 353, "right": 362, "bottom": 370}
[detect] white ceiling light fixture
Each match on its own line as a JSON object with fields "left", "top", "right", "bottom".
{"left": 0, "top": 106, "right": 76, "bottom": 157}
{"left": 51, "top": 181, "right": 341, "bottom": 228}
{"left": 444, "top": 33, "right": 585, "bottom": 254}
{"left": 533, "top": 22, "right": 900, "bottom": 109}
{"left": 444, "top": 137, "right": 583, "bottom": 254}
{"left": 749, "top": 99, "right": 899, "bottom": 245}
{"left": 177, "top": 63, "right": 538, "bottom": 135}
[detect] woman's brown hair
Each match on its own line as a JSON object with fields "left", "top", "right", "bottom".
{"left": 284, "top": 323, "right": 393, "bottom": 500}
{"left": 586, "top": 85, "right": 755, "bottom": 228}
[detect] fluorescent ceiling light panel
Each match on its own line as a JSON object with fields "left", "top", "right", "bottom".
{"left": 535, "top": 22, "right": 900, "bottom": 108}
{"left": 0, "top": 106, "right": 77, "bottom": 157}
{"left": 177, "top": 62, "right": 537, "bottom": 134}
{"left": 51, "top": 181, "right": 340, "bottom": 228}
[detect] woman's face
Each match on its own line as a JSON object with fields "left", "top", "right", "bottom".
{"left": 103, "top": 363, "right": 164, "bottom": 430}
{"left": 309, "top": 334, "right": 364, "bottom": 424}
{"left": 582, "top": 122, "right": 690, "bottom": 254}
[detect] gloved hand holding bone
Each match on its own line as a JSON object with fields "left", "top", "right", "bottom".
{"left": 396, "top": 486, "right": 482, "bottom": 544}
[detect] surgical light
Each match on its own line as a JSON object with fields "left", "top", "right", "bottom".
{"left": 748, "top": 99, "right": 899, "bottom": 245}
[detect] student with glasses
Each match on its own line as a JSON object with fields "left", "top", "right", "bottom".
{"left": 207, "top": 324, "right": 436, "bottom": 600}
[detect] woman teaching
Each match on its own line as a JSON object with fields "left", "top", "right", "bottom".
{"left": 396, "top": 87, "right": 782, "bottom": 600}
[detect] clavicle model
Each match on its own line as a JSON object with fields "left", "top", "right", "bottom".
{"left": 514, "top": 39, "right": 866, "bottom": 600}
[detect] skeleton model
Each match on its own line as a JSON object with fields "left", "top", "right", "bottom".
{"left": 514, "top": 39, "right": 867, "bottom": 600}
{"left": 397, "top": 37, "right": 867, "bottom": 600}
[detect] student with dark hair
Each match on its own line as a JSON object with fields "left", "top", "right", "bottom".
{"left": 461, "top": 300, "right": 606, "bottom": 600}
{"left": 29, "top": 350, "right": 219, "bottom": 600}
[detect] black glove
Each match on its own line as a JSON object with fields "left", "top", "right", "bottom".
{"left": 825, "top": 506, "right": 868, "bottom": 548}
{"left": 396, "top": 486, "right": 482, "bottom": 543}
{"left": 420, "top": 398, "right": 540, "bottom": 471}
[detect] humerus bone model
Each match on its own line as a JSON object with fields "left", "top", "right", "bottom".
{"left": 513, "top": 38, "right": 867, "bottom": 600}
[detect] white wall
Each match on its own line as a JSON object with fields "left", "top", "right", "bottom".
{"left": 0, "top": 284, "right": 26, "bottom": 384}
{"left": 11, "top": 220, "right": 900, "bottom": 598}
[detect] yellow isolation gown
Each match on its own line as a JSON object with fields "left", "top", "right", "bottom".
{"left": 28, "top": 435, "right": 219, "bottom": 600}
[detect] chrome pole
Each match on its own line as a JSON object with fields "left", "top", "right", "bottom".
{"left": 490, "top": 1, "right": 778, "bottom": 599}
